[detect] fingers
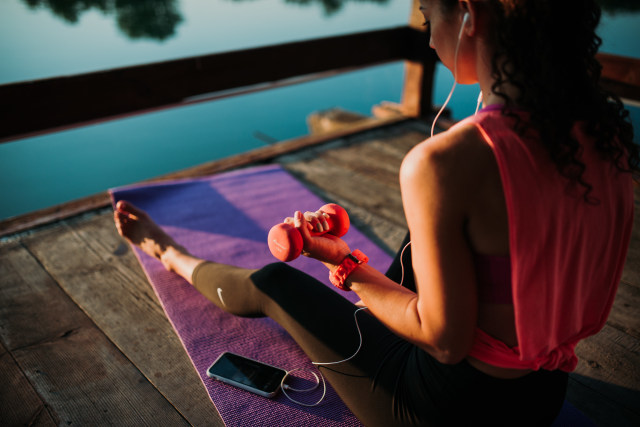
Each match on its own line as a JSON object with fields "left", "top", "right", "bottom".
{"left": 283, "top": 214, "right": 309, "bottom": 232}
{"left": 282, "top": 208, "right": 330, "bottom": 233}
{"left": 304, "top": 210, "right": 330, "bottom": 233}
{"left": 284, "top": 210, "right": 350, "bottom": 262}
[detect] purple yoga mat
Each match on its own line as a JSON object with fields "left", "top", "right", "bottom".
{"left": 110, "top": 164, "right": 392, "bottom": 426}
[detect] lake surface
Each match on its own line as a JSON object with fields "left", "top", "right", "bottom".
{"left": 1, "top": 0, "right": 639, "bottom": 220}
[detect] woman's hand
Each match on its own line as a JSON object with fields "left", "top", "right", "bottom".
{"left": 283, "top": 210, "right": 351, "bottom": 265}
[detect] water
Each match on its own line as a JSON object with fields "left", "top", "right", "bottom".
{"left": 1, "top": 0, "right": 639, "bottom": 220}
{"left": 0, "top": 0, "right": 406, "bottom": 84}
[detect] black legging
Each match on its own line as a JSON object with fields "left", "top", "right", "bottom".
{"left": 192, "top": 232, "right": 568, "bottom": 426}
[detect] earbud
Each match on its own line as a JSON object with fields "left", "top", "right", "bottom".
{"left": 458, "top": 12, "right": 470, "bottom": 40}
{"left": 268, "top": 203, "right": 350, "bottom": 262}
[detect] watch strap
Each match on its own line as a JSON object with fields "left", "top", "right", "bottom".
{"left": 329, "top": 249, "right": 368, "bottom": 291}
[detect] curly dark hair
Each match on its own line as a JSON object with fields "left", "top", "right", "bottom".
{"left": 441, "top": 0, "right": 638, "bottom": 200}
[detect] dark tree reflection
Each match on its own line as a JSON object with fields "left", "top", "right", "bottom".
{"left": 114, "top": 0, "right": 182, "bottom": 40}
{"left": 282, "top": 0, "right": 389, "bottom": 16}
{"left": 23, "top": 0, "right": 635, "bottom": 42}
{"left": 22, "top": 0, "right": 183, "bottom": 41}
{"left": 23, "top": 0, "right": 110, "bottom": 23}
{"left": 22, "top": 0, "right": 393, "bottom": 33}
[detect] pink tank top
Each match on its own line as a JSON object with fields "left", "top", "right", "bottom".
{"left": 462, "top": 107, "right": 633, "bottom": 372}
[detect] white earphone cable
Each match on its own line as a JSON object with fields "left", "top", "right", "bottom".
{"left": 280, "top": 306, "right": 368, "bottom": 407}
{"left": 475, "top": 90, "right": 484, "bottom": 114}
{"left": 282, "top": 15, "right": 473, "bottom": 403}
{"left": 280, "top": 240, "right": 413, "bottom": 407}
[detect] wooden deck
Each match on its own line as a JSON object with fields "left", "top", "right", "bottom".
{"left": 1, "top": 118, "right": 639, "bottom": 426}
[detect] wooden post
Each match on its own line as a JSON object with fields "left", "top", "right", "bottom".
{"left": 401, "top": 0, "right": 437, "bottom": 119}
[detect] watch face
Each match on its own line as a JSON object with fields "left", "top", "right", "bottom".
{"left": 347, "top": 253, "right": 361, "bottom": 264}
{"left": 349, "top": 250, "right": 367, "bottom": 264}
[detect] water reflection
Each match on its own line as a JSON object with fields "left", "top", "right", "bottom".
{"left": 22, "top": 0, "right": 183, "bottom": 41}
{"left": 280, "top": 0, "right": 389, "bottom": 17}
{"left": 23, "top": 0, "right": 635, "bottom": 42}
{"left": 21, "top": 0, "right": 393, "bottom": 42}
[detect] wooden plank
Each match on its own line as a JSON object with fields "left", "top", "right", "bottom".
{"left": 321, "top": 144, "right": 403, "bottom": 191}
{"left": 320, "top": 128, "right": 427, "bottom": 188}
{"left": 281, "top": 147, "right": 408, "bottom": 256}
{"left": 608, "top": 281, "right": 640, "bottom": 339}
{"left": 0, "top": 27, "right": 421, "bottom": 142}
{"left": 13, "top": 326, "right": 190, "bottom": 426}
{"left": 570, "top": 324, "right": 640, "bottom": 426}
{"left": 573, "top": 325, "right": 640, "bottom": 400}
{"left": 278, "top": 152, "right": 406, "bottom": 254}
{"left": 277, "top": 126, "right": 428, "bottom": 254}
{"left": 0, "top": 196, "right": 114, "bottom": 240}
{"left": 566, "top": 375, "right": 638, "bottom": 427}
{"left": 0, "top": 242, "right": 190, "bottom": 425}
{"left": 0, "top": 340, "right": 57, "bottom": 426}
{"left": 620, "top": 185, "right": 640, "bottom": 289}
{"left": 22, "top": 214, "right": 224, "bottom": 426}
{"left": 0, "top": 242, "right": 93, "bottom": 350}
{"left": 283, "top": 146, "right": 405, "bottom": 226}
{"left": 280, "top": 124, "right": 426, "bottom": 229}
{"left": 332, "top": 198, "right": 408, "bottom": 258}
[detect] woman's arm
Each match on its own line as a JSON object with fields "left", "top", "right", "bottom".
{"left": 296, "top": 124, "right": 484, "bottom": 364}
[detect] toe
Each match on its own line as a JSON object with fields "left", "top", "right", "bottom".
{"left": 121, "top": 201, "right": 147, "bottom": 218}
{"left": 116, "top": 200, "right": 127, "bottom": 211}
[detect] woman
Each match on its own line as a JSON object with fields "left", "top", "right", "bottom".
{"left": 115, "top": 0, "right": 637, "bottom": 425}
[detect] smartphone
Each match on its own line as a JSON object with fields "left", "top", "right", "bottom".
{"left": 206, "top": 352, "right": 287, "bottom": 398}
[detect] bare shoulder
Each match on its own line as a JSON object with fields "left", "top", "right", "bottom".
{"left": 400, "top": 120, "right": 508, "bottom": 255}
{"left": 400, "top": 121, "right": 495, "bottom": 185}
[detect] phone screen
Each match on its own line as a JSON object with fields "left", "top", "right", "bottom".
{"left": 207, "top": 352, "right": 287, "bottom": 397}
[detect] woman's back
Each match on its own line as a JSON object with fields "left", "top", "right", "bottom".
{"left": 456, "top": 107, "right": 634, "bottom": 372}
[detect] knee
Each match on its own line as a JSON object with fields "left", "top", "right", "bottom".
{"left": 250, "top": 262, "right": 298, "bottom": 292}
{"left": 250, "top": 262, "right": 318, "bottom": 301}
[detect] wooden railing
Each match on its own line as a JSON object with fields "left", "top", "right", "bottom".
{"left": 0, "top": 26, "right": 435, "bottom": 144}
{"left": 598, "top": 52, "right": 640, "bottom": 104}
{"left": 2, "top": 4, "right": 637, "bottom": 144}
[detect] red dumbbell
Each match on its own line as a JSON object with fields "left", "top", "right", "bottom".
{"left": 268, "top": 203, "right": 350, "bottom": 262}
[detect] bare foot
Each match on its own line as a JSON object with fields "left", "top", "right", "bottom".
{"left": 114, "top": 200, "right": 187, "bottom": 272}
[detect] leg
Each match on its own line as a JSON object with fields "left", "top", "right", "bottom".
{"left": 114, "top": 201, "right": 427, "bottom": 425}
{"left": 193, "top": 261, "right": 569, "bottom": 426}
{"left": 115, "top": 203, "right": 566, "bottom": 426}
{"left": 193, "top": 261, "right": 431, "bottom": 427}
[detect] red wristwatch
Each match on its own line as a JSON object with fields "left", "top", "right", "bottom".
{"left": 329, "top": 249, "right": 369, "bottom": 291}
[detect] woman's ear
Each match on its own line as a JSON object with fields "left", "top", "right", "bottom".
{"left": 458, "top": 0, "right": 478, "bottom": 37}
